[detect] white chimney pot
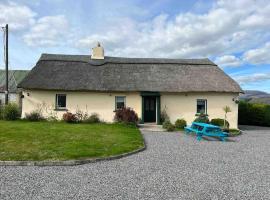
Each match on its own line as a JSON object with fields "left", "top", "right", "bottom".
{"left": 91, "top": 42, "right": 104, "bottom": 59}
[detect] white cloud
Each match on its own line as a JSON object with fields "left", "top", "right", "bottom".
{"left": 243, "top": 42, "right": 270, "bottom": 64}
{"left": 215, "top": 55, "right": 242, "bottom": 67}
{"left": 0, "top": 1, "right": 36, "bottom": 31}
{"left": 233, "top": 73, "right": 270, "bottom": 84}
{"left": 76, "top": 0, "right": 270, "bottom": 61}
{"left": 23, "top": 15, "right": 69, "bottom": 46}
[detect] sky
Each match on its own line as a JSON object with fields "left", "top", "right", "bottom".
{"left": 0, "top": 0, "right": 270, "bottom": 92}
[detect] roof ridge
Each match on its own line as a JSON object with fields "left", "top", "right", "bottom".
{"left": 39, "top": 53, "right": 217, "bottom": 66}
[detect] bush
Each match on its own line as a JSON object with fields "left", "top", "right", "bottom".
{"left": 84, "top": 113, "right": 100, "bottom": 123}
{"left": 210, "top": 118, "right": 229, "bottom": 128}
{"left": 162, "top": 120, "right": 175, "bottom": 131}
{"left": 114, "top": 107, "right": 139, "bottom": 124}
{"left": 25, "top": 111, "right": 45, "bottom": 121}
{"left": 166, "top": 123, "right": 175, "bottom": 132}
{"left": 0, "top": 105, "right": 3, "bottom": 120}
{"left": 162, "top": 120, "right": 171, "bottom": 129}
{"left": 238, "top": 101, "right": 270, "bottom": 126}
{"left": 63, "top": 112, "right": 77, "bottom": 123}
{"left": 160, "top": 108, "right": 169, "bottom": 123}
{"left": 174, "top": 119, "right": 187, "bottom": 129}
{"left": 3, "top": 103, "right": 20, "bottom": 120}
{"left": 194, "top": 113, "right": 209, "bottom": 124}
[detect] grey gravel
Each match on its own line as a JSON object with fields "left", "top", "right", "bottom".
{"left": 0, "top": 126, "right": 269, "bottom": 200}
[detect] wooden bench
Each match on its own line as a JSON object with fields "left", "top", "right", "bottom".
{"left": 184, "top": 122, "right": 228, "bottom": 141}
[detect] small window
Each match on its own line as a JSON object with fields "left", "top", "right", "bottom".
{"left": 115, "top": 96, "right": 126, "bottom": 110}
{"left": 56, "top": 94, "right": 66, "bottom": 109}
{"left": 197, "top": 99, "right": 207, "bottom": 114}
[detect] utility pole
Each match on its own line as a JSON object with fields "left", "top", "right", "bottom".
{"left": 4, "top": 24, "right": 8, "bottom": 105}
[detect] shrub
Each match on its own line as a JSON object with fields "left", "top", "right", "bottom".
{"left": 162, "top": 120, "right": 171, "bottom": 129}
{"left": 160, "top": 107, "right": 169, "bottom": 123}
{"left": 238, "top": 101, "right": 270, "bottom": 126}
{"left": 194, "top": 113, "right": 209, "bottom": 124}
{"left": 174, "top": 119, "right": 187, "bottom": 129}
{"left": 25, "top": 111, "right": 45, "bottom": 121}
{"left": 0, "top": 105, "right": 3, "bottom": 120}
{"left": 84, "top": 113, "right": 100, "bottom": 123}
{"left": 162, "top": 120, "right": 175, "bottom": 131}
{"left": 3, "top": 103, "right": 20, "bottom": 120}
{"left": 75, "top": 108, "right": 88, "bottom": 122}
{"left": 114, "top": 107, "right": 139, "bottom": 124}
{"left": 166, "top": 123, "right": 175, "bottom": 132}
{"left": 63, "top": 112, "right": 77, "bottom": 123}
{"left": 211, "top": 118, "right": 229, "bottom": 128}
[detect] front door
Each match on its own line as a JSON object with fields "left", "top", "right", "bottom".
{"left": 144, "top": 96, "right": 156, "bottom": 123}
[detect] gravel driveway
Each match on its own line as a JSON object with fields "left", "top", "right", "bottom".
{"left": 0, "top": 126, "right": 269, "bottom": 199}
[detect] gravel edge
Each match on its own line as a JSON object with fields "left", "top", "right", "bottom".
{"left": 0, "top": 132, "right": 146, "bottom": 166}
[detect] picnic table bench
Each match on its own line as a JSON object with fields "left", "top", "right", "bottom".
{"left": 184, "top": 122, "right": 228, "bottom": 141}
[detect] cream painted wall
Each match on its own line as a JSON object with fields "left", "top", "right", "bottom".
{"left": 161, "top": 92, "right": 239, "bottom": 128}
{"left": 21, "top": 90, "right": 142, "bottom": 122}
{"left": 21, "top": 90, "right": 239, "bottom": 128}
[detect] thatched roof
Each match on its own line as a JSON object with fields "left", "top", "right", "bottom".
{"left": 0, "top": 70, "right": 29, "bottom": 93}
{"left": 18, "top": 54, "right": 242, "bottom": 93}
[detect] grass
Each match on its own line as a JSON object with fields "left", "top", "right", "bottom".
{"left": 0, "top": 121, "right": 144, "bottom": 161}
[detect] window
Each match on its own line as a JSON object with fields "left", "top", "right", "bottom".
{"left": 115, "top": 96, "right": 126, "bottom": 110}
{"left": 197, "top": 99, "right": 207, "bottom": 114}
{"left": 56, "top": 94, "right": 66, "bottom": 109}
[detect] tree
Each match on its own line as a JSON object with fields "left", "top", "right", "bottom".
{"left": 223, "top": 106, "right": 231, "bottom": 128}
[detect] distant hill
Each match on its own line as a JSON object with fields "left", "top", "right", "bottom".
{"left": 239, "top": 90, "right": 270, "bottom": 104}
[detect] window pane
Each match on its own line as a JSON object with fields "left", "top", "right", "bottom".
{"left": 116, "top": 96, "right": 126, "bottom": 109}
{"left": 197, "top": 99, "right": 206, "bottom": 114}
{"left": 57, "top": 94, "right": 66, "bottom": 108}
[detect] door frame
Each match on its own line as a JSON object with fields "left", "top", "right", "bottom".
{"left": 141, "top": 92, "right": 161, "bottom": 124}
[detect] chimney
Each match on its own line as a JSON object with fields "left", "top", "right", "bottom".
{"left": 91, "top": 42, "right": 104, "bottom": 59}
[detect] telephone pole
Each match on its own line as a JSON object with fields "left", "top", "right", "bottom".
{"left": 4, "top": 24, "right": 8, "bottom": 105}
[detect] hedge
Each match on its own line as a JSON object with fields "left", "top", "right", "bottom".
{"left": 238, "top": 101, "right": 270, "bottom": 127}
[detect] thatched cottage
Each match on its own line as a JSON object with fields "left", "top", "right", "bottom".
{"left": 18, "top": 44, "right": 242, "bottom": 128}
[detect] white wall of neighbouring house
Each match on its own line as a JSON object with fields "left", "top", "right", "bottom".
{"left": 160, "top": 92, "right": 239, "bottom": 129}
{"left": 0, "top": 93, "right": 18, "bottom": 105}
{"left": 21, "top": 90, "right": 142, "bottom": 122}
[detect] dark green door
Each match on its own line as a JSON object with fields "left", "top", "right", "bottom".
{"left": 144, "top": 96, "right": 156, "bottom": 122}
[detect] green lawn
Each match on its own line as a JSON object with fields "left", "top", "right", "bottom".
{"left": 0, "top": 121, "right": 144, "bottom": 161}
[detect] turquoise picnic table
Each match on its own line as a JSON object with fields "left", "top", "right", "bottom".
{"left": 184, "top": 122, "right": 229, "bottom": 141}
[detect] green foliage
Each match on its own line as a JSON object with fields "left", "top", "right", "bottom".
{"left": 162, "top": 120, "right": 171, "bottom": 129}
{"left": 166, "top": 123, "right": 175, "bottom": 132}
{"left": 3, "top": 103, "right": 20, "bottom": 120}
{"left": 84, "top": 113, "right": 100, "bottom": 123}
{"left": 223, "top": 106, "right": 232, "bottom": 114}
{"left": 174, "top": 118, "right": 187, "bottom": 129}
{"left": 162, "top": 120, "right": 175, "bottom": 131}
{"left": 238, "top": 101, "right": 270, "bottom": 126}
{"left": 210, "top": 118, "right": 229, "bottom": 128}
{"left": 194, "top": 113, "right": 209, "bottom": 123}
{"left": 228, "top": 129, "right": 241, "bottom": 136}
{"left": 25, "top": 111, "right": 45, "bottom": 122}
{"left": 0, "top": 105, "right": 3, "bottom": 120}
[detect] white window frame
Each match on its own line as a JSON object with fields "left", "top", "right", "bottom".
{"left": 56, "top": 94, "right": 67, "bottom": 110}
{"left": 115, "top": 96, "right": 126, "bottom": 110}
{"left": 196, "top": 99, "right": 207, "bottom": 114}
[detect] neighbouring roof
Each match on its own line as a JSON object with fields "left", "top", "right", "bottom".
{"left": 18, "top": 54, "right": 242, "bottom": 93}
{"left": 0, "top": 70, "right": 29, "bottom": 93}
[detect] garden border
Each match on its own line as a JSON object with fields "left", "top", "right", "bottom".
{"left": 0, "top": 132, "right": 146, "bottom": 166}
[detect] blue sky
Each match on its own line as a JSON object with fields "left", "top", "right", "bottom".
{"left": 0, "top": 0, "right": 270, "bottom": 92}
